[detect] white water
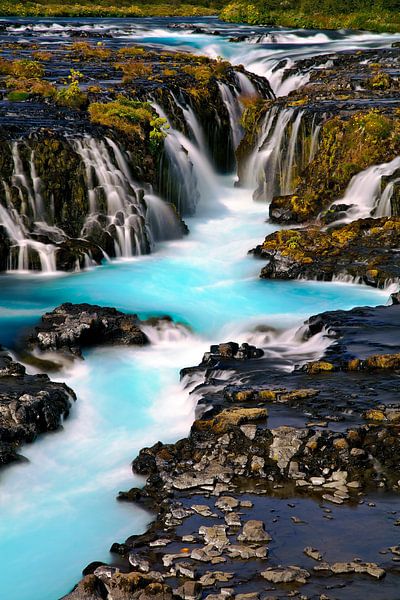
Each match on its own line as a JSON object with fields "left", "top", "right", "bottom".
{"left": 331, "top": 156, "right": 400, "bottom": 223}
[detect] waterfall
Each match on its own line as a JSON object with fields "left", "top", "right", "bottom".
{"left": 242, "top": 106, "right": 322, "bottom": 200}
{"left": 74, "top": 136, "right": 184, "bottom": 258}
{"left": 154, "top": 103, "right": 219, "bottom": 213}
{"left": 216, "top": 81, "right": 244, "bottom": 150}
{"left": 329, "top": 157, "right": 400, "bottom": 224}
{"left": 0, "top": 136, "right": 184, "bottom": 273}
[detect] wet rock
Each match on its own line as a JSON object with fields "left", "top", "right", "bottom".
{"left": 199, "top": 525, "right": 229, "bottom": 551}
{"left": 215, "top": 496, "right": 240, "bottom": 512}
{"left": 28, "top": 302, "right": 149, "bottom": 357}
{"left": 60, "top": 575, "right": 104, "bottom": 599}
{"left": 237, "top": 520, "right": 271, "bottom": 543}
{"left": 269, "top": 427, "right": 308, "bottom": 472}
{"left": 261, "top": 566, "right": 310, "bottom": 584}
{"left": 0, "top": 348, "right": 74, "bottom": 466}
{"left": 174, "top": 581, "right": 202, "bottom": 600}
{"left": 304, "top": 547, "right": 322, "bottom": 561}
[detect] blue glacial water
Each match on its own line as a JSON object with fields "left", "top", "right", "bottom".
{"left": 0, "top": 178, "right": 391, "bottom": 600}
{"left": 0, "top": 18, "right": 398, "bottom": 600}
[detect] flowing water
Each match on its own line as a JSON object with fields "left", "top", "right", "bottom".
{"left": 0, "top": 17, "right": 399, "bottom": 600}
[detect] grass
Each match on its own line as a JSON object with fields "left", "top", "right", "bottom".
{"left": 0, "top": 2, "right": 217, "bottom": 17}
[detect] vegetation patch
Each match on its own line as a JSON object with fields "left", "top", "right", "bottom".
{"left": 270, "top": 109, "right": 400, "bottom": 223}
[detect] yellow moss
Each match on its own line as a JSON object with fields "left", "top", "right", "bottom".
{"left": 333, "top": 438, "right": 349, "bottom": 450}
{"left": 306, "top": 361, "right": 335, "bottom": 374}
{"left": 115, "top": 60, "right": 152, "bottom": 82}
{"left": 364, "top": 409, "right": 386, "bottom": 421}
{"left": 364, "top": 353, "right": 400, "bottom": 370}
{"left": 193, "top": 407, "right": 267, "bottom": 434}
{"left": 347, "top": 358, "right": 361, "bottom": 371}
{"left": 258, "top": 389, "right": 279, "bottom": 401}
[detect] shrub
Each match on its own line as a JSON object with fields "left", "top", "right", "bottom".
{"left": 70, "top": 41, "right": 112, "bottom": 61}
{"left": 115, "top": 60, "right": 153, "bottom": 82}
{"left": 56, "top": 69, "right": 87, "bottom": 108}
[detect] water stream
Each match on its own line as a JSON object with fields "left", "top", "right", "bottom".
{"left": 0, "top": 17, "right": 398, "bottom": 600}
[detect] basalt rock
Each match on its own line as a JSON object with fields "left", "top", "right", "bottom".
{"left": 252, "top": 217, "right": 400, "bottom": 287}
{"left": 27, "top": 303, "right": 149, "bottom": 357}
{"left": 0, "top": 347, "right": 75, "bottom": 466}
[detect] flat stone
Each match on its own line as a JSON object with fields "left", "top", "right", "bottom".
{"left": 150, "top": 539, "right": 172, "bottom": 547}
{"left": 235, "top": 594, "right": 259, "bottom": 600}
{"left": 240, "top": 425, "right": 257, "bottom": 440}
{"left": 200, "top": 572, "right": 234, "bottom": 586}
{"left": 261, "top": 566, "right": 310, "bottom": 584}
{"left": 323, "top": 494, "right": 344, "bottom": 505}
{"left": 215, "top": 496, "right": 239, "bottom": 512}
{"left": 270, "top": 427, "right": 308, "bottom": 471}
{"left": 128, "top": 553, "right": 150, "bottom": 572}
{"left": 227, "top": 545, "right": 267, "bottom": 559}
{"left": 310, "top": 477, "right": 325, "bottom": 486}
{"left": 175, "top": 562, "right": 197, "bottom": 579}
{"left": 191, "top": 545, "right": 222, "bottom": 562}
{"left": 239, "top": 500, "right": 253, "bottom": 508}
{"left": 174, "top": 581, "right": 203, "bottom": 600}
{"left": 225, "top": 512, "right": 241, "bottom": 527}
{"left": 192, "top": 505, "right": 215, "bottom": 517}
{"left": 199, "top": 525, "right": 229, "bottom": 550}
{"left": 238, "top": 520, "right": 271, "bottom": 543}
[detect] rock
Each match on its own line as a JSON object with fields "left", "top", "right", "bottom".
{"left": 225, "top": 512, "right": 241, "bottom": 527}
{"left": 60, "top": 575, "right": 103, "bottom": 599}
{"left": 237, "top": 520, "right": 271, "bottom": 543}
{"left": 174, "top": 581, "right": 202, "bottom": 600}
{"left": 28, "top": 303, "right": 149, "bottom": 357}
{"left": 227, "top": 545, "right": 267, "bottom": 559}
{"left": 322, "top": 494, "right": 344, "bottom": 505}
{"left": 269, "top": 427, "right": 308, "bottom": 471}
{"left": 128, "top": 553, "right": 150, "bottom": 572}
{"left": 235, "top": 594, "right": 259, "bottom": 600}
{"left": 215, "top": 496, "right": 239, "bottom": 512}
{"left": 304, "top": 547, "right": 322, "bottom": 561}
{"left": 192, "top": 505, "right": 215, "bottom": 517}
{"left": 261, "top": 566, "right": 310, "bottom": 584}
{"left": 199, "top": 525, "right": 229, "bottom": 551}
{"left": 175, "top": 562, "right": 197, "bottom": 579}
{"left": 200, "top": 572, "right": 234, "bottom": 585}
{"left": 0, "top": 349, "right": 75, "bottom": 466}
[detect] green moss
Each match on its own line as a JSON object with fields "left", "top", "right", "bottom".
{"left": 7, "top": 90, "right": 29, "bottom": 101}
{"left": 281, "top": 109, "right": 400, "bottom": 221}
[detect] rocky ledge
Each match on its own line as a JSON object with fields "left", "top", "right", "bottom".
{"left": 0, "top": 348, "right": 75, "bottom": 466}
{"left": 63, "top": 301, "right": 400, "bottom": 600}
{"left": 251, "top": 217, "right": 400, "bottom": 287}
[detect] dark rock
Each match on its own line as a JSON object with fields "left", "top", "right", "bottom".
{"left": 27, "top": 302, "right": 149, "bottom": 357}
{"left": 0, "top": 347, "right": 74, "bottom": 466}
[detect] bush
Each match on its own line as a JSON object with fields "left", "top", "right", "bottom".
{"left": 56, "top": 69, "right": 87, "bottom": 108}
{"left": 115, "top": 60, "right": 153, "bottom": 82}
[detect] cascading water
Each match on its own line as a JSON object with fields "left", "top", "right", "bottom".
{"left": 329, "top": 156, "right": 400, "bottom": 223}
{"left": 242, "top": 107, "right": 321, "bottom": 200}
{"left": 216, "top": 81, "right": 244, "bottom": 150}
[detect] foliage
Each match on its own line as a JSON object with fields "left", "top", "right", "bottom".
{"left": 88, "top": 96, "right": 169, "bottom": 153}
{"left": 115, "top": 60, "right": 153, "bottom": 82}
{"left": 0, "top": 2, "right": 217, "bottom": 18}
{"left": 70, "top": 41, "right": 112, "bottom": 61}
{"left": 56, "top": 68, "right": 87, "bottom": 108}
{"left": 220, "top": 1, "right": 400, "bottom": 33}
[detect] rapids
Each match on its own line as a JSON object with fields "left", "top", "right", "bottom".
{"left": 0, "top": 17, "right": 399, "bottom": 600}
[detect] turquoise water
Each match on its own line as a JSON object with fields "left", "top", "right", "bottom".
{"left": 0, "top": 178, "right": 390, "bottom": 600}
{"left": 0, "top": 20, "right": 397, "bottom": 600}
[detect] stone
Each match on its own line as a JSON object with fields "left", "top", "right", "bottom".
{"left": 237, "top": 520, "right": 271, "bottom": 543}
{"left": 174, "top": 581, "right": 202, "bottom": 600}
{"left": 310, "top": 477, "right": 325, "bottom": 486}
{"left": 200, "top": 572, "right": 234, "bottom": 585}
{"left": 240, "top": 425, "right": 257, "bottom": 440}
{"left": 199, "top": 525, "right": 229, "bottom": 550}
{"left": 215, "top": 496, "right": 239, "bottom": 512}
{"left": 227, "top": 545, "right": 267, "bottom": 559}
{"left": 192, "top": 505, "right": 215, "bottom": 517}
{"left": 261, "top": 566, "right": 310, "bottom": 584}
{"left": 304, "top": 547, "right": 322, "bottom": 561}
{"left": 270, "top": 427, "right": 308, "bottom": 471}
{"left": 175, "top": 562, "right": 197, "bottom": 579}
{"left": 128, "top": 553, "right": 150, "bottom": 572}
{"left": 322, "top": 494, "right": 344, "bottom": 505}
{"left": 225, "top": 512, "right": 241, "bottom": 527}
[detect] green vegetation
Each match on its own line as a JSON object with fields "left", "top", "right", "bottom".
{"left": 221, "top": 1, "right": 400, "bottom": 33}
{"left": 56, "top": 69, "right": 87, "bottom": 108}
{"left": 0, "top": 1, "right": 217, "bottom": 17}
{"left": 88, "top": 96, "right": 169, "bottom": 153}
{"left": 273, "top": 109, "right": 400, "bottom": 222}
